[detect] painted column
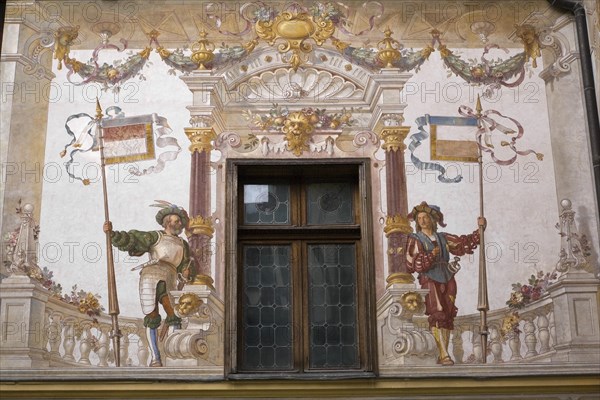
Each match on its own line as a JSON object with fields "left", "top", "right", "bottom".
{"left": 381, "top": 126, "right": 414, "bottom": 286}
{"left": 366, "top": 67, "right": 414, "bottom": 290}
{"left": 180, "top": 70, "right": 226, "bottom": 292}
{"left": 184, "top": 125, "right": 216, "bottom": 289}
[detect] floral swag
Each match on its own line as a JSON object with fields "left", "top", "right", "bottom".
{"left": 50, "top": 2, "right": 543, "bottom": 96}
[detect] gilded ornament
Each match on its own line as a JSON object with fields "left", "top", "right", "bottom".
{"left": 381, "top": 127, "right": 410, "bottom": 152}
{"left": 282, "top": 112, "right": 314, "bottom": 156}
{"left": 331, "top": 37, "right": 350, "bottom": 52}
{"left": 64, "top": 57, "right": 83, "bottom": 73}
{"left": 188, "top": 215, "right": 215, "bottom": 237}
{"left": 190, "top": 30, "right": 215, "bottom": 70}
{"left": 400, "top": 291, "right": 424, "bottom": 313}
{"left": 156, "top": 46, "right": 172, "bottom": 59}
{"left": 185, "top": 127, "right": 217, "bottom": 153}
{"left": 147, "top": 29, "right": 160, "bottom": 41}
{"left": 438, "top": 44, "right": 451, "bottom": 59}
{"left": 386, "top": 272, "right": 415, "bottom": 287}
{"left": 420, "top": 44, "right": 435, "bottom": 59}
{"left": 175, "top": 293, "right": 203, "bottom": 317}
{"left": 515, "top": 24, "right": 541, "bottom": 68}
{"left": 107, "top": 69, "right": 119, "bottom": 79}
{"left": 377, "top": 27, "right": 401, "bottom": 68}
{"left": 244, "top": 37, "right": 260, "bottom": 53}
{"left": 384, "top": 214, "right": 413, "bottom": 236}
{"left": 139, "top": 47, "right": 152, "bottom": 59}
{"left": 254, "top": 8, "right": 336, "bottom": 71}
{"left": 53, "top": 26, "right": 80, "bottom": 70}
{"left": 192, "top": 274, "right": 215, "bottom": 289}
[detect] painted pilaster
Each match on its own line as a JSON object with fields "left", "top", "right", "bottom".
{"left": 540, "top": 16, "right": 600, "bottom": 248}
{"left": 181, "top": 71, "right": 227, "bottom": 293}
{"left": 367, "top": 68, "right": 414, "bottom": 289}
{"left": 1, "top": 6, "right": 55, "bottom": 271}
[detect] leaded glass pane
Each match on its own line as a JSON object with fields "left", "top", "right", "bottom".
{"left": 244, "top": 185, "right": 290, "bottom": 225}
{"left": 308, "top": 244, "right": 359, "bottom": 369}
{"left": 242, "top": 245, "right": 292, "bottom": 370}
{"left": 307, "top": 183, "right": 354, "bottom": 225}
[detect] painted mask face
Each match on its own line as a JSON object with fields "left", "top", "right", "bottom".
{"left": 176, "top": 294, "right": 201, "bottom": 316}
{"left": 402, "top": 293, "right": 421, "bottom": 312}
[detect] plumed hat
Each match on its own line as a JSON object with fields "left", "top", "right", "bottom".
{"left": 151, "top": 200, "right": 190, "bottom": 228}
{"left": 408, "top": 201, "right": 446, "bottom": 227}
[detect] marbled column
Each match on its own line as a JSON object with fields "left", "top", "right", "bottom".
{"left": 184, "top": 127, "right": 217, "bottom": 290}
{"left": 381, "top": 127, "right": 414, "bottom": 286}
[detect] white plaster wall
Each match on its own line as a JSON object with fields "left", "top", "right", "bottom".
{"left": 38, "top": 50, "right": 192, "bottom": 317}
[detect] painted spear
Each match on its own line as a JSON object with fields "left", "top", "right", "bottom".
{"left": 96, "top": 98, "right": 122, "bottom": 367}
{"left": 475, "top": 95, "right": 489, "bottom": 363}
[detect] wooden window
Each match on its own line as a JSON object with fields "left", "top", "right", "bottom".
{"left": 226, "top": 160, "right": 377, "bottom": 377}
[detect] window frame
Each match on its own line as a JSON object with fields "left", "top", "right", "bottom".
{"left": 225, "top": 159, "right": 378, "bottom": 378}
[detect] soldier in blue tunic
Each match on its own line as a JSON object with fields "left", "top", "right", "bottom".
{"left": 406, "top": 201, "right": 484, "bottom": 365}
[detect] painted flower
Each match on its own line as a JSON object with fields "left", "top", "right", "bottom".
{"left": 506, "top": 270, "right": 558, "bottom": 309}
{"left": 506, "top": 291, "right": 525, "bottom": 308}
{"left": 500, "top": 312, "right": 521, "bottom": 339}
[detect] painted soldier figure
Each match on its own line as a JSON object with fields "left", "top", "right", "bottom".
{"left": 104, "top": 202, "right": 195, "bottom": 367}
{"left": 406, "top": 201, "right": 485, "bottom": 366}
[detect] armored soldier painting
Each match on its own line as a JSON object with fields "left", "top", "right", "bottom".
{"left": 104, "top": 201, "right": 195, "bottom": 367}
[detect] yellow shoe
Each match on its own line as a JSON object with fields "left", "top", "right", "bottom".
{"left": 437, "top": 356, "right": 454, "bottom": 366}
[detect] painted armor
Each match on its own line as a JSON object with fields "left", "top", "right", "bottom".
{"left": 139, "top": 232, "right": 185, "bottom": 315}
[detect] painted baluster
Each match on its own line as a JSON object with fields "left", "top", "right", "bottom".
{"left": 523, "top": 317, "right": 538, "bottom": 358}
{"left": 62, "top": 318, "right": 76, "bottom": 362}
{"left": 120, "top": 330, "right": 130, "bottom": 366}
{"left": 489, "top": 324, "right": 503, "bottom": 363}
{"left": 43, "top": 310, "right": 52, "bottom": 353}
{"left": 471, "top": 327, "right": 483, "bottom": 363}
{"left": 451, "top": 329, "right": 464, "bottom": 364}
{"left": 548, "top": 309, "right": 556, "bottom": 349}
{"left": 96, "top": 324, "right": 110, "bottom": 367}
{"left": 137, "top": 326, "right": 149, "bottom": 367}
{"left": 78, "top": 323, "right": 93, "bottom": 365}
{"left": 537, "top": 312, "right": 551, "bottom": 354}
{"left": 508, "top": 326, "right": 523, "bottom": 361}
{"left": 48, "top": 313, "right": 63, "bottom": 358}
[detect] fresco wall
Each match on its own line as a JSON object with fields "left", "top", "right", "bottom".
{"left": 0, "top": 0, "right": 598, "bottom": 393}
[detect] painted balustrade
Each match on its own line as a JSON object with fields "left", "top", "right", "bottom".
{"left": 44, "top": 296, "right": 147, "bottom": 367}
{"left": 411, "top": 297, "right": 556, "bottom": 364}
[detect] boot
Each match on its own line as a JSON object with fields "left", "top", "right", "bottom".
{"left": 146, "top": 327, "right": 162, "bottom": 367}
{"left": 441, "top": 328, "right": 454, "bottom": 365}
{"left": 432, "top": 326, "right": 454, "bottom": 366}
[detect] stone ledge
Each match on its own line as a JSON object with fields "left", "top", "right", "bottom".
{"left": 1, "top": 363, "right": 598, "bottom": 382}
